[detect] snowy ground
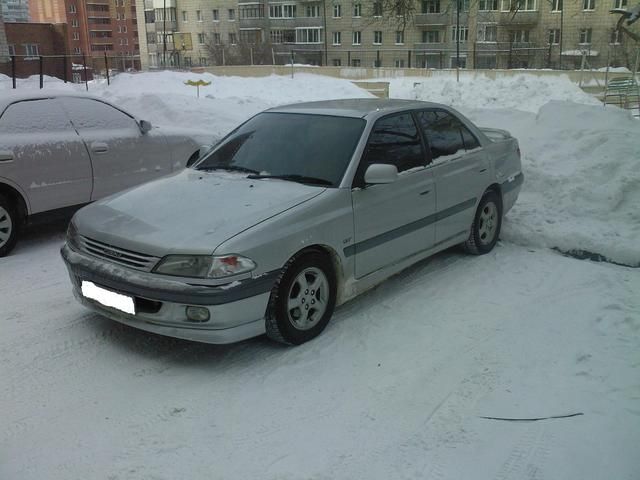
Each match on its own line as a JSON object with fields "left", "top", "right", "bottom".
{"left": 1, "top": 71, "right": 639, "bottom": 479}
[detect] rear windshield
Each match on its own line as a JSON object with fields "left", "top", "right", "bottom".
{"left": 195, "top": 112, "right": 366, "bottom": 187}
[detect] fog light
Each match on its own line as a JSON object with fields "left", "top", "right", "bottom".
{"left": 185, "top": 306, "right": 210, "bottom": 323}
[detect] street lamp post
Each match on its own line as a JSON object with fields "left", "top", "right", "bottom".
{"left": 163, "top": 0, "right": 167, "bottom": 66}
{"left": 456, "top": 0, "right": 461, "bottom": 81}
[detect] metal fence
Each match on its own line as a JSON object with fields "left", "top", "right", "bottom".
{"left": 0, "top": 53, "right": 143, "bottom": 90}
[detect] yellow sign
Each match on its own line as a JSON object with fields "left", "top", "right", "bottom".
{"left": 184, "top": 79, "right": 212, "bottom": 97}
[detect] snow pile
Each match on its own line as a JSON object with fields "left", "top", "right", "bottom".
{"left": 389, "top": 73, "right": 601, "bottom": 112}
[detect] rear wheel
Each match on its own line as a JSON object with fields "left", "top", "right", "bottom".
{"left": 0, "top": 194, "right": 19, "bottom": 257}
{"left": 463, "top": 190, "right": 502, "bottom": 255}
{"left": 266, "top": 252, "right": 337, "bottom": 345}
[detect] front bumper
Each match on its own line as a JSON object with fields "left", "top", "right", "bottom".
{"left": 61, "top": 244, "right": 279, "bottom": 344}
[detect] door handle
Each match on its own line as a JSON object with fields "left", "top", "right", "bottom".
{"left": 91, "top": 142, "right": 109, "bottom": 154}
{"left": 0, "top": 150, "right": 14, "bottom": 162}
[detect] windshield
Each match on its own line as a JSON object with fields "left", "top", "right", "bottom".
{"left": 194, "top": 112, "right": 366, "bottom": 187}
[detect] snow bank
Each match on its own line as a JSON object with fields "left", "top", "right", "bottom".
{"left": 389, "top": 73, "right": 601, "bottom": 112}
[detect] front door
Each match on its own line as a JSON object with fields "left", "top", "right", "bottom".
{"left": 59, "top": 97, "right": 169, "bottom": 200}
{"left": 351, "top": 112, "right": 436, "bottom": 279}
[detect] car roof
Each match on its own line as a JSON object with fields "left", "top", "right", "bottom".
{"left": 0, "top": 91, "right": 110, "bottom": 113}
{"left": 265, "top": 98, "right": 446, "bottom": 119}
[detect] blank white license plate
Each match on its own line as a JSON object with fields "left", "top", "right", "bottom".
{"left": 81, "top": 281, "right": 135, "bottom": 315}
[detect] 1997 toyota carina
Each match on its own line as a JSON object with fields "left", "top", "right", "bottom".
{"left": 61, "top": 99, "right": 523, "bottom": 345}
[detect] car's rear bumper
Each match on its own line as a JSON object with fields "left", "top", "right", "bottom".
{"left": 61, "top": 244, "right": 278, "bottom": 344}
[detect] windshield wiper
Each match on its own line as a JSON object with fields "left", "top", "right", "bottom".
{"left": 246, "top": 174, "right": 333, "bottom": 186}
{"left": 198, "top": 165, "right": 260, "bottom": 174}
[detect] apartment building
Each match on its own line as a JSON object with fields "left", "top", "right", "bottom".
{"left": 1, "top": 0, "right": 30, "bottom": 22}
{"left": 135, "top": 0, "right": 638, "bottom": 70}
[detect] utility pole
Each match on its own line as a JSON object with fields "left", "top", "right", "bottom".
{"left": 456, "top": 0, "right": 461, "bottom": 81}
{"left": 558, "top": 0, "right": 564, "bottom": 69}
{"left": 163, "top": 0, "right": 167, "bottom": 66}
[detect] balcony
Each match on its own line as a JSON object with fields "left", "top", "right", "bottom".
{"left": 414, "top": 13, "right": 449, "bottom": 26}
{"left": 155, "top": 19, "right": 177, "bottom": 31}
{"left": 499, "top": 11, "right": 539, "bottom": 24}
{"left": 239, "top": 17, "right": 268, "bottom": 29}
{"left": 268, "top": 16, "right": 323, "bottom": 28}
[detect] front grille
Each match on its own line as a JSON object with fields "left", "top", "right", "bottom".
{"left": 78, "top": 236, "right": 160, "bottom": 272}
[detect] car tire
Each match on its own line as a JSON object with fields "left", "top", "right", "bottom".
{"left": 463, "top": 190, "right": 502, "bottom": 255}
{"left": 265, "top": 251, "right": 337, "bottom": 345}
{"left": 0, "top": 194, "right": 19, "bottom": 258}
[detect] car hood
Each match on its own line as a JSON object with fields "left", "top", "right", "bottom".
{"left": 73, "top": 169, "right": 326, "bottom": 256}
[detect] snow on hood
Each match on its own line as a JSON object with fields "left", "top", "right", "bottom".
{"left": 72, "top": 169, "right": 326, "bottom": 257}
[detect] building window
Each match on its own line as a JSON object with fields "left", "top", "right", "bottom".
{"left": 306, "top": 4, "right": 320, "bottom": 17}
{"left": 352, "top": 31, "right": 361, "bottom": 44}
{"left": 296, "top": 27, "right": 321, "bottom": 43}
{"left": 228, "top": 9, "right": 235, "bottom": 20}
{"left": 333, "top": 3, "right": 341, "bottom": 17}
{"left": 69, "top": 4, "right": 76, "bottom": 13}
{"left": 614, "top": 0, "right": 627, "bottom": 7}
{"left": 422, "top": 0, "right": 441, "bottom": 13}
{"left": 199, "top": 57, "right": 208, "bottom": 66}
{"left": 477, "top": 24, "right": 497, "bottom": 42}
{"left": 548, "top": 28, "right": 560, "bottom": 44}
{"left": 395, "top": 59, "right": 405, "bottom": 67}
{"left": 270, "top": 4, "right": 296, "bottom": 18}
{"left": 229, "top": 32, "right": 237, "bottom": 44}
{"left": 478, "top": 0, "right": 498, "bottom": 10}
{"left": 551, "top": 0, "right": 562, "bottom": 11}
{"left": 211, "top": 33, "right": 220, "bottom": 44}
{"left": 240, "top": 5, "right": 264, "bottom": 18}
{"left": 332, "top": 31, "right": 341, "bottom": 45}
{"left": 333, "top": 58, "right": 341, "bottom": 66}
{"left": 373, "top": 1, "right": 382, "bottom": 16}
{"left": 579, "top": 28, "right": 592, "bottom": 44}
{"left": 74, "top": 47, "right": 81, "bottom": 54}
{"left": 73, "top": 31, "right": 80, "bottom": 40}
{"left": 373, "top": 30, "right": 382, "bottom": 44}
{"left": 422, "top": 30, "right": 440, "bottom": 43}
{"left": 71, "top": 18, "right": 79, "bottom": 27}
{"left": 8, "top": 44, "right": 15, "bottom": 56}
{"left": 24, "top": 44, "right": 39, "bottom": 58}
{"left": 197, "top": 10, "right": 202, "bottom": 21}
{"left": 395, "top": 30, "right": 404, "bottom": 44}
{"left": 451, "top": 26, "right": 468, "bottom": 41}
{"left": 501, "top": 0, "right": 536, "bottom": 10}
{"left": 182, "top": 10, "right": 187, "bottom": 21}
{"left": 198, "top": 32, "right": 205, "bottom": 44}
{"left": 183, "top": 57, "right": 192, "bottom": 67}
{"left": 583, "top": 0, "right": 595, "bottom": 9}
{"left": 270, "top": 29, "right": 295, "bottom": 43}
{"left": 351, "top": 58, "right": 361, "bottom": 67}
{"left": 454, "top": 0, "right": 470, "bottom": 11}
{"left": 610, "top": 28, "right": 622, "bottom": 44}
{"left": 212, "top": 9, "right": 219, "bottom": 20}
{"left": 119, "top": 38, "right": 128, "bottom": 45}
{"left": 146, "top": 32, "right": 155, "bottom": 44}
{"left": 510, "top": 29, "right": 530, "bottom": 42}
{"left": 353, "top": 3, "right": 361, "bottom": 17}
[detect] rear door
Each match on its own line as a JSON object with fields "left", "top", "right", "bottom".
{"left": 0, "top": 99, "right": 92, "bottom": 214}
{"left": 351, "top": 112, "right": 436, "bottom": 279}
{"left": 416, "top": 110, "right": 489, "bottom": 244}
{"left": 59, "top": 97, "right": 169, "bottom": 200}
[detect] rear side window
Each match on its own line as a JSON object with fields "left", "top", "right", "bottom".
{"left": 356, "top": 113, "right": 424, "bottom": 184}
{"left": 60, "top": 97, "right": 138, "bottom": 130}
{"left": 417, "top": 110, "right": 480, "bottom": 161}
{"left": 0, "top": 100, "right": 73, "bottom": 133}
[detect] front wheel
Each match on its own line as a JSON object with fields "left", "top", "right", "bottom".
{"left": 266, "top": 252, "right": 337, "bottom": 345}
{"left": 0, "top": 194, "right": 19, "bottom": 257}
{"left": 463, "top": 190, "right": 502, "bottom": 255}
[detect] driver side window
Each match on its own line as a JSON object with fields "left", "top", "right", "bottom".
{"left": 355, "top": 113, "right": 425, "bottom": 186}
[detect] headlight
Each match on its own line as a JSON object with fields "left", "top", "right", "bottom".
{"left": 153, "top": 254, "right": 256, "bottom": 278}
{"left": 67, "top": 221, "right": 80, "bottom": 250}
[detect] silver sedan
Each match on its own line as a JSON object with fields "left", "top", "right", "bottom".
{"left": 61, "top": 99, "right": 523, "bottom": 345}
{"left": 0, "top": 92, "right": 211, "bottom": 256}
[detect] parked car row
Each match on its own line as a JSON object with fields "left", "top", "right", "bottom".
{"left": 0, "top": 92, "right": 211, "bottom": 256}
{"left": 59, "top": 98, "right": 524, "bottom": 346}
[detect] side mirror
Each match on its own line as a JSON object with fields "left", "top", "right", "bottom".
{"left": 199, "top": 144, "right": 212, "bottom": 158}
{"left": 364, "top": 163, "right": 398, "bottom": 185}
{"left": 139, "top": 120, "right": 152, "bottom": 134}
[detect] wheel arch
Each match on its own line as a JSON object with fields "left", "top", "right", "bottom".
{"left": 286, "top": 244, "right": 345, "bottom": 299}
{"left": 0, "top": 182, "right": 29, "bottom": 225}
{"left": 484, "top": 183, "right": 504, "bottom": 209}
